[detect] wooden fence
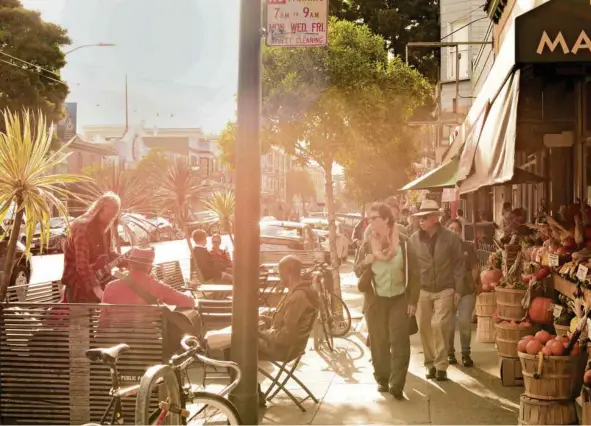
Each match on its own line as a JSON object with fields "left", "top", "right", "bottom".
{"left": 0, "top": 303, "right": 167, "bottom": 425}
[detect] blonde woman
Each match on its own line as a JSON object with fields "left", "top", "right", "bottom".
{"left": 354, "top": 203, "right": 419, "bottom": 400}
{"left": 61, "top": 192, "right": 121, "bottom": 303}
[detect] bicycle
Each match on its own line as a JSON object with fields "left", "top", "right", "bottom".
{"left": 83, "top": 335, "right": 242, "bottom": 425}
{"left": 303, "top": 262, "right": 352, "bottom": 351}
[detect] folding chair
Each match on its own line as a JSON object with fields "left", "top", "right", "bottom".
{"left": 257, "top": 315, "right": 319, "bottom": 412}
{"left": 196, "top": 299, "right": 234, "bottom": 382}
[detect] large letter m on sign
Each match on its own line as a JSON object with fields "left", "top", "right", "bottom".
{"left": 537, "top": 31, "right": 569, "bottom": 55}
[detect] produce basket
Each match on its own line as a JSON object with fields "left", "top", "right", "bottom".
{"left": 496, "top": 287, "right": 527, "bottom": 321}
{"left": 495, "top": 322, "right": 539, "bottom": 358}
{"left": 476, "top": 316, "right": 496, "bottom": 343}
{"left": 518, "top": 351, "right": 586, "bottom": 400}
{"left": 475, "top": 292, "right": 496, "bottom": 317}
{"left": 519, "top": 395, "right": 576, "bottom": 425}
{"left": 554, "top": 324, "right": 570, "bottom": 337}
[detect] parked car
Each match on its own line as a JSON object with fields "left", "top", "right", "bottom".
{"left": 146, "top": 217, "right": 185, "bottom": 242}
{"left": 187, "top": 210, "right": 221, "bottom": 236}
{"left": 301, "top": 218, "right": 350, "bottom": 262}
{"left": 260, "top": 220, "right": 322, "bottom": 252}
{"left": 26, "top": 216, "right": 73, "bottom": 254}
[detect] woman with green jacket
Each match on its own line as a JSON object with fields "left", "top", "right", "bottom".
{"left": 354, "top": 203, "right": 420, "bottom": 400}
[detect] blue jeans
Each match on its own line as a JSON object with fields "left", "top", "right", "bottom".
{"left": 447, "top": 294, "right": 476, "bottom": 356}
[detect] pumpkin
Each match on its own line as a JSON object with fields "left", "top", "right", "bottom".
{"left": 481, "top": 269, "right": 503, "bottom": 286}
{"left": 584, "top": 370, "right": 591, "bottom": 386}
{"left": 519, "top": 321, "right": 532, "bottom": 328}
{"left": 517, "top": 339, "right": 529, "bottom": 353}
{"left": 541, "top": 346, "right": 553, "bottom": 356}
{"left": 571, "top": 343, "right": 582, "bottom": 357}
{"left": 526, "top": 339, "right": 543, "bottom": 355}
{"left": 529, "top": 298, "right": 554, "bottom": 325}
{"left": 535, "top": 330, "right": 552, "bottom": 344}
{"left": 481, "top": 283, "right": 491, "bottom": 293}
{"left": 550, "top": 340, "right": 565, "bottom": 356}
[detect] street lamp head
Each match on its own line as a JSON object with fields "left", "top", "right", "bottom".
{"left": 98, "top": 43, "right": 116, "bottom": 47}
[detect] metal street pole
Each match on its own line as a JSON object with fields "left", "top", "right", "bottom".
{"left": 64, "top": 43, "right": 115, "bottom": 56}
{"left": 230, "top": 0, "right": 261, "bottom": 423}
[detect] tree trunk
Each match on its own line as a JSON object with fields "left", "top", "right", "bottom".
{"left": 0, "top": 203, "right": 25, "bottom": 302}
{"left": 323, "top": 165, "right": 342, "bottom": 300}
{"left": 226, "top": 218, "right": 235, "bottom": 244}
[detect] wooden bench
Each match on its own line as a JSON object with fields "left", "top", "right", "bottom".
{"left": 0, "top": 303, "right": 169, "bottom": 425}
{"left": 5, "top": 280, "right": 62, "bottom": 304}
{"left": 260, "top": 250, "right": 327, "bottom": 268}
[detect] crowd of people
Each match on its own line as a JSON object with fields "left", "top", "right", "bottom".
{"left": 57, "top": 190, "right": 488, "bottom": 404}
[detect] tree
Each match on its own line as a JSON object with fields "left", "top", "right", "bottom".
{"left": 286, "top": 169, "right": 316, "bottom": 203}
{"left": 343, "top": 133, "right": 418, "bottom": 205}
{"left": 330, "top": 0, "right": 440, "bottom": 82}
{"left": 204, "top": 188, "right": 235, "bottom": 243}
{"left": 218, "top": 119, "right": 271, "bottom": 170}
{"left": 0, "top": 110, "right": 86, "bottom": 301}
{"left": 0, "top": 0, "right": 71, "bottom": 127}
{"left": 154, "top": 158, "right": 205, "bottom": 257}
{"left": 262, "top": 18, "right": 432, "bottom": 293}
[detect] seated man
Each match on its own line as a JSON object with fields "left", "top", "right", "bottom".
{"left": 100, "top": 247, "right": 195, "bottom": 326}
{"left": 210, "top": 255, "right": 320, "bottom": 407}
{"left": 210, "top": 233, "right": 232, "bottom": 272}
{"left": 192, "top": 230, "right": 232, "bottom": 283}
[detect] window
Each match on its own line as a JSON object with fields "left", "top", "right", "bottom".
{"left": 447, "top": 21, "right": 470, "bottom": 81}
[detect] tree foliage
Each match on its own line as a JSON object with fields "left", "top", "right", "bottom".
{"left": 286, "top": 169, "right": 316, "bottom": 203}
{"left": 0, "top": 0, "right": 71, "bottom": 127}
{"left": 330, "top": 0, "right": 440, "bottom": 82}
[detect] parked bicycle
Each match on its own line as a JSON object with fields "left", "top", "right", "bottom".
{"left": 83, "top": 335, "right": 242, "bottom": 425}
{"left": 303, "top": 261, "right": 352, "bottom": 351}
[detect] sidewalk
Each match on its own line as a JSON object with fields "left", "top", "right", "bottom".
{"left": 259, "top": 265, "right": 523, "bottom": 425}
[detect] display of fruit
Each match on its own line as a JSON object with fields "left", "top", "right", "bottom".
{"left": 535, "top": 330, "right": 552, "bottom": 344}
{"left": 481, "top": 268, "right": 503, "bottom": 286}
{"left": 584, "top": 370, "right": 591, "bottom": 386}
{"left": 526, "top": 339, "right": 543, "bottom": 355}
{"left": 550, "top": 340, "right": 566, "bottom": 356}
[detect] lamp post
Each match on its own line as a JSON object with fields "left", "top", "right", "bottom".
{"left": 229, "top": 0, "right": 261, "bottom": 423}
{"left": 64, "top": 43, "right": 116, "bottom": 56}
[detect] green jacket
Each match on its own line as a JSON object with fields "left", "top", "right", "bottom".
{"left": 353, "top": 232, "right": 420, "bottom": 310}
{"left": 408, "top": 225, "right": 465, "bottom": 294}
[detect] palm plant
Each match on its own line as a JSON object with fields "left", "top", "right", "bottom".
{"left": 0, "top": 110, "right": 88, "bottom": 301}
{"left": 154, "top": 157, "right": 205, "bottom": 254}
{"left": 204, "top": 188, "right": 235, "bottom": 243}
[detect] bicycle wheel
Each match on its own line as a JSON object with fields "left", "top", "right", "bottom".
{"left": 135, "top": 364, "right": 183, "bottom": 425}
{"left": 186, "top": 391, "right": 242, "bottom": 425}
{"left": 329, "top": 294, "right": 352, "bottom": 337}
{"left": 319, "top": 298, "right": 334, "bottom": 351}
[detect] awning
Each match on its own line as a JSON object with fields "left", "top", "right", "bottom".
{"left": 400, "top": 157, "right": 459, "bottom": 191}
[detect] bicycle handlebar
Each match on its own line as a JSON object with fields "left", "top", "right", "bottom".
{"left": 178, "top": 335, "right": 242, "bottom": 398}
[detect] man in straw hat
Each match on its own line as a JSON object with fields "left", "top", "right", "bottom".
{"left": 408, "top": 199, "right": 465, "bottom": 382}
{"left": 101, "top": 246, "right": 194, "bottom": 310}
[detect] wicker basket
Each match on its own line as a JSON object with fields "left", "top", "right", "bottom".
{"left": 496, "top": 287, "right": 527, "bottom": 321}
{"left": 475, "top": 292, "right": 497, "bottom": 317}
{"left": 518, "top": 352, "right": 586, "bottom": 400}
{"left": 495, "top": 323, "right": 539, "bottom": 358}
{"left": 518, "top": 395, "right": 577, "bottom": 425}
{"left": 554, "top": 324, "right": 570, "bottom": 337}
{"left": 476, "top": 316, "right": 496, "bottom": 343}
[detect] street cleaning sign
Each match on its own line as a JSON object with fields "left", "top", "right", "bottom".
{"left": 266, "top": 0, "right": 328, "bottom": 47}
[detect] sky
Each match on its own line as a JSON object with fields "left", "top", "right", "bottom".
{"left": 22, "top": 0, "right": 240, "bottom": 133}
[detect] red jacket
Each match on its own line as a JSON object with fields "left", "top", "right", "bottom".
{"left": 100, "top": 270, "right": 195, "bottom": 326}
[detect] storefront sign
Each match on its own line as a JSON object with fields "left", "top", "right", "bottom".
{"left": 548, "top": 254, "right": 559, "bottom": 267}
{"left": 516, "top": 0, "right": 591, "bottom": 64}
{"left": 266, "top": 0, "right": 328, "bottom": 47}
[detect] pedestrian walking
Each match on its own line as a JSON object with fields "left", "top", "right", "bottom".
{"left": 354, "top": 203, "right": 419, "bottom": 399}
{"left": 446, "top": 219, "right": 479, "bottom": 367}
{"left": 408, "top": 200, "right": 465, "bottom": 381}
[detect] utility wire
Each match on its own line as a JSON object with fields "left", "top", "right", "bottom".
{"left": 0, "top": 58, "right": 66, "bottom": 86}
{"left": 440, "top": 16, "right": 488, "bottom": 40}
{"left": 0, "top": 50, "right": 64, "bottom": 80}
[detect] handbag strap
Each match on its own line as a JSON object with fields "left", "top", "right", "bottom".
{"left": 123, "top": 275, "right": 160, "bottom": 306}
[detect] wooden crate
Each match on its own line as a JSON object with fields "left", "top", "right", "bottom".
{"left": 519, "top": 394, "right": 576, "bottom": 425}
{"left": 500, "top": 356, "right": 524, "bottom": 387}
{"left": 0, "top": 303, "right": 167, "bottom": 425}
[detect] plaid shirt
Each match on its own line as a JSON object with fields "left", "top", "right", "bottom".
{"left": 61, "top": 218, "right": 114, "bottom": 303}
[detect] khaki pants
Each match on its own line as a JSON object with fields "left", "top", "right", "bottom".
{"left": 417, "top": 288, "right": 454, "bottom": 371}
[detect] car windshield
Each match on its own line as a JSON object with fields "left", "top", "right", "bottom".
{"left": 260, "top": 223, "right": 303, "bottom": 239}
{"left": 35, "top": 217, "right": 69, "bottom": 232}
{"left": 302, "top": 220, "right": 329, "bottom": 231}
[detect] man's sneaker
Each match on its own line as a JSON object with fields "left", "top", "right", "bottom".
{"left": 436, "top": 370, "right": 448, "bottom": 381}
{"left": 462, "top": 354, "right": 474, "bottom": 367}
{"left": 448, "top": 354, "right": 458, "bottom": 365}
{"left": 389, "top": 388, "right": 405, "bottom": 400}
{"left": 377, "top": 382, "right": 389, "bottom": 393}
{"left": 425, "top": 367, "right": 436, "bottom": 379}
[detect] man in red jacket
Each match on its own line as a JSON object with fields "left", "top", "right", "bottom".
{"left": 100, "top": 247, "right": 195, "bottom": 325}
